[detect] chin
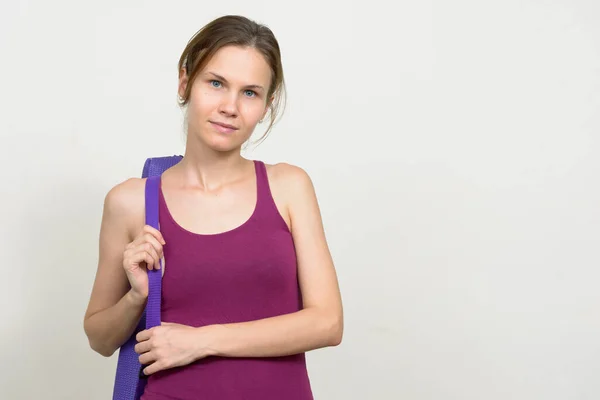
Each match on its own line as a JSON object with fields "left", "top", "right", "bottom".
{"left": 203, "top": 133, "right": 247, "bottom": 153}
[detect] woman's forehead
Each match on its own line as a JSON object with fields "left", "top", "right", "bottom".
{"left": 202, "top": 46, "right": 271, "bottom": 87}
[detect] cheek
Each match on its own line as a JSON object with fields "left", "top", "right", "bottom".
{"left": 190, "top": 91, "right": 218, "bottom": 113}
{"left": 239, "top": 101, "right": 266, "bottom": 121}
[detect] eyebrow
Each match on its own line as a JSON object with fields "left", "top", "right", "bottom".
{"left": 205, "top": 71, "right": 265, "bottom": 91}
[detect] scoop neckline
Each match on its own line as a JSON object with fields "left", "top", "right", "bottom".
{"left": 158, "top": 160, "right": 259, "bottom": 237}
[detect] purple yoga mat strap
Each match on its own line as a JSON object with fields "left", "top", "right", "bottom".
{"left": 144, "top": 175, "right": 162, "bottom": 329}
{"left": 112, "top": 155, "right": 183, "bottom": 400}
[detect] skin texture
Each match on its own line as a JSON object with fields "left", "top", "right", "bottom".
{"left": 83, "top": 45, "right": 343, "bottom": 376}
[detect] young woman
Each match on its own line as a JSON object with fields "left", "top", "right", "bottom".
{"left": 84, "top": 15, "right": 343, "bottom": 399}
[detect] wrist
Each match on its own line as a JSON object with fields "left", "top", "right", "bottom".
{"left": 125, "top": 289, "right": 147, "bottom": 308}
{"left": 195, "top": 324, "right": 224, "bottom": 359}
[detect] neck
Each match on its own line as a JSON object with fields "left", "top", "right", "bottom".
{"left": 171, "top": 140, "right": 252, "bottom": 192}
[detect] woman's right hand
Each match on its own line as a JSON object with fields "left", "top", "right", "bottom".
{"left": 122, "top": 225, "right": 166, "bottom": 303}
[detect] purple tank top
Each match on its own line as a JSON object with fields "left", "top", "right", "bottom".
{"left": 140, "top": 160, "right": 314, "bottom": 400}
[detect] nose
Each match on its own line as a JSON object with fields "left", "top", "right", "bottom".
{"left": 218, "top": 93, "right": 239, "bottom": 117}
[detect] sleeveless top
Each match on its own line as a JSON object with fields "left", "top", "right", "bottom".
{"left": 140, "top": 160, "right": 314, "bottom": 400}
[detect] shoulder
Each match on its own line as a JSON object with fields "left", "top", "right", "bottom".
{"left": 104, "top": 177, "right": 146, "bottom": 212}
{"left": 103, "top": 177, "right": 146, "bottom": 238}
{"left": 264, "top": 162, "right": 314, "bottom": 193}
{"left": 264, "top": 162, "right": 319, "bottom": 224}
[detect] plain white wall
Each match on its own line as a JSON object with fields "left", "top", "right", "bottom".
{"left": 1, "top": 0, "right": 599, "bottom": 399}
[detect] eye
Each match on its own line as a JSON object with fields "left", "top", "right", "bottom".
{"left": 244, "top": 90, "right": 257, "bottom": 98}
{"left": 210, "top": 80, "right": 222, "bottom": 88}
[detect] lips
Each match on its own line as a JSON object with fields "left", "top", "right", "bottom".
{"left": 210, "top": 121, "right": 238, "bottom": 130}
{"left": 210, "top": 121, "right": 238, "bottom": 134}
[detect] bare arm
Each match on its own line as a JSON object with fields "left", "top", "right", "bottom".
{"left": 83, "top": 178, "right": 156, "bottom": 357}
{"left": 195, "top": 163, "right": 343, "bottom": 358}
{"left": 131, "top": 164, "right": 343, "bottom": 376}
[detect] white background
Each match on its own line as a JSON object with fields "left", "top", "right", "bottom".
{"left": 1, "top": 1, "right": 599, "bottom": 399}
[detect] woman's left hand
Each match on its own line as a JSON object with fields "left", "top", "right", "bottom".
{"left": 134, "top": 322, "right": 212, "bottom": 375}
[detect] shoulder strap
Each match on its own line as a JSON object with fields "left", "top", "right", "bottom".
{"left": 144, "top": 175, "right": 162, "bottom": 329}
{"left": 141, "top": 156, "right": 182, "bottom": 327}
{"left": 112, "top": 156, "right": 181, "bottom": 398}
{"left": 142, "top": 155, "right": 183, "bottom": 178}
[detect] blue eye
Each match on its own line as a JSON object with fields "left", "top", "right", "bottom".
{"left": 210, "top": 80, "right": 221, "bottom": 88}
{"left": 244, "top": 90, "right": 256, "bottom": 98}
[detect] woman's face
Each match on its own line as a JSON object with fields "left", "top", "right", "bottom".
{"left": 179, "top": 45, "right": 272, "bottom": 152}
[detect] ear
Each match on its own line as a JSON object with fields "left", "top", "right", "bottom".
{"left": 178, "top": 68, "right": 189, "bottom": 98}
{"left": 261, "top": 95, "right": 275, "bottom": 120}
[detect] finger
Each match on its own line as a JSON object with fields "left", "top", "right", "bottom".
{"left": 124, "top": 249, "right": 152, "bottom": 270}
{"left": 139, "top": 352, "right": 156, "bottom": 366}
{"left": 134, "top": 340, "right": 152, "bottom": 354}
{"left": 136, "top": 328, "right": 153, "bottom": 342}
{"left": 143, "top": 233, "right": 164, "bottom": 259}
{"left": 138, "top": 242, "right": 160, "bottom": 270}
{"left": 131, "top": 250, "right": 157, "bottom": 270}
{"left": 143, "top": 225, "right": 166, "bottom": 245}
{"left": 143, "top": 360, "right": 163, "bottom": 376}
